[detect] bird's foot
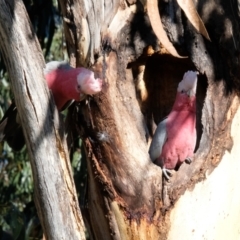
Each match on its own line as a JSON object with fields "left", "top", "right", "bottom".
{"left": 185, "top": 157, "right": 192, "bottom": 164}
{"left": 162, "top": 167, "right": 172, "bottom": 181}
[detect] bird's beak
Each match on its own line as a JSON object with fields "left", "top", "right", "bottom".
{"left": 187, "top": 89, "right": 195, "bottom": 97}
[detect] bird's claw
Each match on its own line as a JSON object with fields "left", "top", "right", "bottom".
{"left": 162, "top": 167, "right": 172, "bottom": 181}
{"left": 185, "top": 157, "right": 192, "bottom": 164}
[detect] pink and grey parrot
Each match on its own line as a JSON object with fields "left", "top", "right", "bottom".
{"left": 0, "top": 61, "right": 102, "bottom": 150}
{"left": 44, "top": 61, "right": 102, "bottom": 110}
{"left": 149, "top": 71, "right": 198, "bottom": 180}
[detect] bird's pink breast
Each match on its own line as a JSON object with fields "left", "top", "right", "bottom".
{"left": 45, "top": 69, "right": 80, "bottom": 109}
{"left": 158, "top": 93, "right": 196, "bottom": 169}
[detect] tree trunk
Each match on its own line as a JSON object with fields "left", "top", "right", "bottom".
{"left": 60, "top": 0, "right": 240, "bottom": 239}
{"left": 0, "top": 1, "right": 85, "bottom": 239}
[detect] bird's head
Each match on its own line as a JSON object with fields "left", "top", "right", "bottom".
{"left": 177, "top": 71, "right": 198, "bottom": 97}
{"left": 77, "top": 68, "right": 103, "bottom": 96}
{"left": 44, "top": 61, "right": 103, "bottom": 109}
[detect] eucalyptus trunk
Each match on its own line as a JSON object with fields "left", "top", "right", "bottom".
{"left": 58, "top": 0, "right": 240, "bottom": 239}
{"left": 0, "top": 1, "right": 85, "bottom": 239}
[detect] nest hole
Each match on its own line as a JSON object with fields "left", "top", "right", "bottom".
{"left": 131, "top": 51, "right": 208, "bottom": 162}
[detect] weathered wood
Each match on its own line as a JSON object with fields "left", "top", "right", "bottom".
{"left": 59, "top": 0, "right": 240, "bottom": 239}
{"left": 0, "top": 0, "right": 85, "bottom": 239}
{"left": 58, "top": 0, "right": 120, "bottom": 67}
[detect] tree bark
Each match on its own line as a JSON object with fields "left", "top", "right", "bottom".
{"left": 0, "top": 1, "right": 85, "bottom": 239}
{"left": 61, "top": 0, "right": 240, "bottom": 239}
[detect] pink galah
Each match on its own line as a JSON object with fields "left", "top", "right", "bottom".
{"left": 44, "top": 61, "right": 103, "bottom": 109}
{"left": 0, "top": 61, "right": 102, "bottom": 151}
{"left": 149, "top": 71, "right": 198, "bottom": 180}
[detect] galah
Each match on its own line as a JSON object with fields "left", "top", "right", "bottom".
{"left": 149, "top": 71, "right": 197, "bottom": 180}
{"left": 44, "top": 61, "right": 102, "bottom": 109}
{"left": 0, "top": 61, "right": 103, "bottom": 150}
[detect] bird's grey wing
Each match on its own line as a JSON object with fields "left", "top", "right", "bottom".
{"left": 44, "top": 61, "right": 73, "bottom": 75}
{"left": 149, "top": 118, "right": 168, "bottom": 161}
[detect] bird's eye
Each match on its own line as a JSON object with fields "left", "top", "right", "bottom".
{"left": 181, "top": 90, "right": 184, "bottom": 93}
{"left": 77, "top": 85, "right": 81, "bottom": 90}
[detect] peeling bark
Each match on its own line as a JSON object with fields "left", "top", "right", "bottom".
{"left": 59, "top": 0, "right": 240, "bottom": 239}
{"left": 147, "top": 0, "right": 186, "bottom": 57}
{"left": 0, "top": 1, "right": 85, "bottom": 239}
